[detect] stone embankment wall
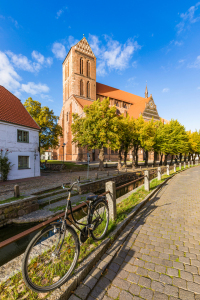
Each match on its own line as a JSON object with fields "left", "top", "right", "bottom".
{"left": 79, "top": 172, "right": 142, "bottom": 194}
{"left": 0, "top": 196, "right": 38, "bottom": 227}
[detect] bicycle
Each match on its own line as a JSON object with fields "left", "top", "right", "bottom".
{"left": 22, "top": 179, "right": 109, "bottom": 293}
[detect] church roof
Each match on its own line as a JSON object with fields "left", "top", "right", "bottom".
{"left": 127, "top": 97, "right": 151, "bottom": 119}
{"left": 0, "top": 85, "right": 40, "bottom": 130}
{"left": 74, "top": 96, "right": 94, "bottom": 108}
{"left": 96, "top": 82, "right": 145, "bottom": 104}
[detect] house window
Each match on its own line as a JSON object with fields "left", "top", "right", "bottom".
{"left": 116, "top": 101, "right": 119, "bottom": 107}
{"left": 87, "top": 81, "right": 90, "bottom": 98}
{"left": 18, "top": 156, "right": 29, "bottom": 169}
{"left": 87, "top": 61, "right": 90, "bottom": 77}
{"left": 80, "top": 58, "right": 83, "bottom": 74}
{"left": 17, "top": 130, "right": 29, "bottom": 143}
{"left": 80, "top": 80, "right": 83, "bottom": 96}
{"left": 104, "top": 147, "right": 107, "bottom": 154}
{"left": 123, "top": 103, "right": 127, "bottom": 109}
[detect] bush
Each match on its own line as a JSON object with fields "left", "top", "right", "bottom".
{"left": 0, "top": 150, "right": 13, "bottom": 181}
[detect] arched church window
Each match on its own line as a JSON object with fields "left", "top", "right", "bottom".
{"left": 80, "top": 58, "right": 83, "bottom": 74}
{"left": 80, "top": 80, "right": 83, "bottom": 96}
{"left": 87, "top": 61, "right": 90, "bottom": 77}
{"left": 87, "top": 81, "right": 90, "bottom": 98}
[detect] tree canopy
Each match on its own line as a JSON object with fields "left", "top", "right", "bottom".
{"left": 24, "top": 97, "right": 63, "bottom": 150}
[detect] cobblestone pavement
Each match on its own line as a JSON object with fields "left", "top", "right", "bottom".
{"left": 85, "top": 166, "right": 200, "bottom": 300}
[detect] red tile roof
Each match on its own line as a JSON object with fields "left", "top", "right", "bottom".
{"left": 96, "top": 82, "right": 146, "bottom": 104}
{"left": 128, "top": 97, "right": 151, "bottom": 118}
{"left": 0, "top": 86, "right": 40, "bottom": 130}
{"left": 74, "top": 96, "right": 94, "bottom": 108}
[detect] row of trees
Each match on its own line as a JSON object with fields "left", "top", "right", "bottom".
{"left": 72, "top": 98, "right": 200, "bottom": 169}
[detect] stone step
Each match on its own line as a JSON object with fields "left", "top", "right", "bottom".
{"left": 38, "top": 190, "right": 77, "bottom": 207}
{"left": 36, "top": 187, "right": 71, "bottom": 200}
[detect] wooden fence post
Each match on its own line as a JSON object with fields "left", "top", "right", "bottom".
{"left": 157, "top": 167, "right": 161, "bottom": 180}
{"left": 106, "top": 181, "right": 116, "bottom": 220}
{"left": 167, "top": 165, "right": 170, "bottom": 175}
{"left": 174, "top": 164, "right": 176, "bottom": 172}
{"left": 144, "top": 170, "right": 150, "bottom": 191}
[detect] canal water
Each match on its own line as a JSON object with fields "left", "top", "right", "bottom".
{"left": 0, "top": 174, "right": 152, "bottom": 267}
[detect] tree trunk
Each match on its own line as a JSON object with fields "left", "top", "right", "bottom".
{"left": 153, "top": 152, "right": 157, "bottom": 167}
{"left": 144, "top": 150, "right": 148, "bottom": 166}
{"left": 124, "top": 150, "right": 128, "bottom": 167}
{"left": 184, "top": 154, "right": 186, "bottom": 162}
{"left": 132, "top": 145, "right": 138, "bottom": 168}
{"left": 118, "top": 147, "right": 122, "bottom": 170}
{"left": 164, "top": 154, "right": 168, "bottom": 166}
{"left": 179, "top": 153, "right": 182, "bottom": 163}
{"left": 170, "top": 155, "right": 173, "bottom": 165}
{"left": 159, "top": 153, "right": 163, "bottom": 166}
{"left": 98, "top": 147, "right": 104, "bottom": 170}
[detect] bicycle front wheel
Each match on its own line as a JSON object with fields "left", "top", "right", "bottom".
{"left": 22, "top": 222, "right": 80, "bottom": 293}
{"left": 90, "top": 200, "right": 109, "bottom": 241}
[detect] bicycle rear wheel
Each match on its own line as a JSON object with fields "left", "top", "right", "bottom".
{"left": 22, "top": 222, "right": 79, "bottom": 293}
{"left": 90, "top": 200, "right": 109, "bottom": 240}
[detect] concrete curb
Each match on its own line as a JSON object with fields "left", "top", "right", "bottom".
{"left": 47, "top": 166, "right": 200, "bottom": 299}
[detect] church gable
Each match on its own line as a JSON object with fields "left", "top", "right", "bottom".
{"left": 142, "top": 96, "right": 160, "bottom": 121}
{"left": 74, "top": 37, "right": 95, "bottom": 57}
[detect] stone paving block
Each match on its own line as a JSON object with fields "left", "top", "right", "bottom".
{"left": 194, "top": 274, "right": 200, "bottom": 284}
{"left": 117, "top": 269, "right": 129, "bottom": 279}
{"left": 173, "top": 277, "right": 187, "bottom": 289}
{"left": 181, "top": 270, "right": 193, "bottom": 281}
{"left": 113, "top": 277, "right": 131, "bottom": 290}
{"left": 97, "top": 277, "right": 111, "bottom": 290}
{"left": 136, "top": 266, "right": 148, "bottom": 276}
{"left": 164, "top": 284, "right": 179, "bottom": 297}
{"left": 187, "top": 281, "right": 200, "bottom": 294}
{"left": 90, "top": 268, "right": 103, "bottom": 280}
{"left": 185, "top": 264, "right": 198, "bottom": 274}
{"left": 191, "top": 260, "right": 200, "bottom": 267}
{"left": 104, "top": 269, "right": 116, "bottom": 281}
{"left": 153, "top": 291, "right": 168, "bottom": 300}
{"left": 139, "top": 287, "right": 153, "bottom": 300}
{"left": 138, "top": 276, "right": 151, "bottom": 288}
{"left": 74, "top": 284, "right": 91, "bottom": 300}
{"left": 167, "top": 267, "right": 178, "bottom": 277}
{"left": 151, "top": 280, "right": 164, "bottom": 292}
{"left": 83, "top": 276, "right": 98, "bottom": 290}
{"left": 107, "top": 286, "right": 120, "bottom": 299}
{"left": 179, "top": 288, "right": 195, "bottom": 300}
{"left": 68, "top": 295, "right": 80, "bottom": 300}
{"left": 160, "top": 274, "right": 172, "bottom": 284}
{"left": 101, "top": 254, "right": 113, "bottom": 263}
{"left": 127, "top": 272, "right": 140, "bottom": 284}
{"left": 123, "top": 263, "right": 137, "bottom": 273}
{"left": 133, "top": 258, "right": 145, "bottom": 267}
{"left": 148, "top": 270, "right": 160, "bottom": 281}
{"left": 173, "top": 261, "right": 184, "bottom": 270}
{"left": 102, "top": 296, "right": 112, "bottom": 300}
{"left": 91, "top": 286, "right": 106, "bottom": 300}
{"left": 108, "top": 262, "right": 120, "bottom": 273}
{"left": 129, "top": 283, "right": 141, "bottom": 296}
{"left": 119, "top": 290, "right": 134, "bottom": 300}
{"left": 144, "top": 261, "right": 155, "bottom": 271}
{"left": 155, "top": 264, "right": 166, "bottom": 274}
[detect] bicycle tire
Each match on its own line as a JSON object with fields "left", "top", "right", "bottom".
{"left": 90, "top": 199, "right": 109, "bottom": 241}
{"left": 22, "top": 222, "right": 80, "bottom": 293}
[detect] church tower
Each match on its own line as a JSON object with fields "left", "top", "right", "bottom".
{"left": 62, "top": 36, "right": 96, "bottom": 103}
{"left": 145, "top": 83, "right": 148, "bottom": 98}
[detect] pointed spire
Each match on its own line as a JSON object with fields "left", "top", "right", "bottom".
{"left": 145, "top": 81, "right": 148, "bottom": 98}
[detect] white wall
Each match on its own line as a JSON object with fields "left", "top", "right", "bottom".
{"left": 0, "top": 121, "right": 40, "bottom": 180}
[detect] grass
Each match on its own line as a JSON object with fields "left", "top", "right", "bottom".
{"left": 0, "top": 196, "right": 25, "bottom": 205}
{"left": 0, "top": 166, "right": 196, "bottom": 299}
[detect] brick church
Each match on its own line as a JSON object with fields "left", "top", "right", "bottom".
{"left": 56, "top": 37, "right": 165, "bottom": 162}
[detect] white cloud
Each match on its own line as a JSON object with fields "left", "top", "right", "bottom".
{"left": 126, "top": 77, "right": 139, "bottom": 87}
{"left": 8, "top": 16, "right": 19, "bottom": 29}
{"left": 52, "top": 42, "right": 67, "bottom": 60}
{"left": 31, "top": 50, "right": 53, "bottom": 66}
{"left": 21, "top": 82, "right": 49, "bottom": 95}
{"left": 197, "top": 87, "right": 200, "bottom": 90}
{"left": 56, "top": 6, "right": 68, "bottom": 19}
{"left": 6, "top": 50, "right": 38, "bottom": 72}
{"left": 162, "top": 88, "right": 170, "bottom": 93}
{"left": 88, "top": 34, "right": 140, "bottom": 76}
{"left": 177, "top": 2, "right": 200, "bottom": 33}
{"left": 0, "top": 51, "right": 21, "bottom": 91}
{"left": 188, "top": 55, "right": 200, "bottom": 68}
{"left": 179, "top": 59, "right": 185, "bottom": 63}
{"left": 68, "top": 36, "right": 79, "bottom": 47}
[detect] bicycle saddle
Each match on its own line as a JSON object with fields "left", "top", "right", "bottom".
{"left": 86, "top": 195, "right": 98, "bottom": 201}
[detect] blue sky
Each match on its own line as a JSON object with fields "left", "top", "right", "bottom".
{"left": 0, "top": 0, "right": 200, "bottom": 131}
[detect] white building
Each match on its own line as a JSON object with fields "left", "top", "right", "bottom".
{"left": 0, "top": 86, "right": 40, "bottom": 180}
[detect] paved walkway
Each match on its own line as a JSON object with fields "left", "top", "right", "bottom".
{"left": 86, "top": 166, "right": 200, "bottom": 300}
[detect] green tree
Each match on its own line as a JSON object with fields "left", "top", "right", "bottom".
{"left": 139, "top": 118, "right": 156, "bottom": 166}
{"left": 71, "top": 98, "right": 118, "bottom": 169}
{"left": 131, "top": 115, "right": 145, "bottom": 168}
{"left": 24, "top": 98, "right": 63, "bottom": 150}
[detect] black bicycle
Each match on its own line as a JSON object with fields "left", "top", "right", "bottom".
{"left": 22, "top": 179, "right": 109, "bottom": 293}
